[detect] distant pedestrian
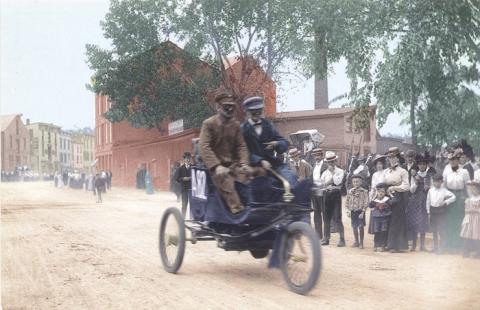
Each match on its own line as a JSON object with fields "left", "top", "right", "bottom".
{"left": 176, "top": 152, "right": 192, "bottom": 216}
{"left": 94, "top": 173, "right": 105, "bottom": 203}
{"left": 106, "top": 170, "right": 112, "bottom": 189}
{"left": 170, "top": 162, "right": 181, "bottom": 202}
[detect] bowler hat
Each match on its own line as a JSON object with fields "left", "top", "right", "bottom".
{"left": 183, "top": 152, "right": 191, "bottom": 159}
{"left": 405, "top": 149, "right": 416, "bottom": 157}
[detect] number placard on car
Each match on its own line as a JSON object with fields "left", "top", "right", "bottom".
{"left": 191, "top": 169, "right": 207, "bottom": 200}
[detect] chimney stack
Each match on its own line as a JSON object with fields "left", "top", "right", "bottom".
{"left": 314, "top": 76, "right": 329, "bottom": 109}
{"left": 26, "top": 118, "right": 30, "bottom": 125}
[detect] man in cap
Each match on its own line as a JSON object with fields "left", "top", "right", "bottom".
{"left": 312, "top": 148, "right": 328, "bottom": 239}
{"left": 288, "top": 148, "right": 312, "bottom": 181}
{"left": 240, "top": 96, "right": 295, "bottom": 184}
{"left": 198, "top": 91, "right": 252, "bottom": 214}
{"left": 176, "top": 152, "right": 193, "bottom": 216}
{"left": 319, "top": 151, "right": 346, "bottom": 246}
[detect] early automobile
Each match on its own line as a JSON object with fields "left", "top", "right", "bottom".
{"left": 158, "top": 166, "right": 321, "bottom": 295}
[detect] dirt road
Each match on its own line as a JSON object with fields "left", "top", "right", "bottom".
{"left": 1, "top": 182, "right": 479, "bottom": 309}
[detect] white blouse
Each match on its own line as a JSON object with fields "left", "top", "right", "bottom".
{"left": 442, "top": 167, "right": 469, "bottom": 190}
{"left": 384, "top": 166, "right": 410, "bottom": 193}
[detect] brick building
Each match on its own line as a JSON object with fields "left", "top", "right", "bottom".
{"left": 95, "top": 42, "right": 276, "bottom": 190}
{"left": 274, "top": 107, "right": 413, "bottom": 168}
{"left": 1, "top": 114, "right": 30, "bottom": 172}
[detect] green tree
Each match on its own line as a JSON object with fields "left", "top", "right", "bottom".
{"left": 369, "top": 1, "right": 480, "bottom": 148}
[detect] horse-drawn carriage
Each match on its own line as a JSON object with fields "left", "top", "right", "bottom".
{"left": 158, "top": 166, "right": 321, "bottom": 295}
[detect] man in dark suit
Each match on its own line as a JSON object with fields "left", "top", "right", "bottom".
{"left": 240, "top": 96, "right": 295, "bottom": 185}
{"left": 176, "top": 152, "right": 192, "bottom": 216}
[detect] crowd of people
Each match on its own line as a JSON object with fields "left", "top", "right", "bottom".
{"left": 1, "top": 167, "right": 54, "bottom": 182}
{"left": 293, "top": 141, "right": 480, "bottom": 257}
{"left": 169, "top": 91, "right": 479, "bottom": 258}
{"left": 53, "top": 169, "right": 112, "bottom": 203}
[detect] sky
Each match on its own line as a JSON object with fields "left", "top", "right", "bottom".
{"left": 1, "top": 0, "right": 408, "bottom": 136}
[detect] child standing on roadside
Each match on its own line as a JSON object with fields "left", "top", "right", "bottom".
{"left": 346, "top": 174, "right": 369, "bottom": 249}
{"left": 461, "top": 180, "right": 480, "bottom": 258}
{"left": 369, "top": 183, "right": 393, "bottom": 251}
{"left": 426, "top": 174, "right": 456, "bottom": 254}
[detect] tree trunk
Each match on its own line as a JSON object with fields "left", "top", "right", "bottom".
{"left": 410, "top": 89, "right": 417, "bottom": 149}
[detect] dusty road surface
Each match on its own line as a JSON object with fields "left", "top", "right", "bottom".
{"left": 2, "top": 182, "right": 479, "bottom": 309}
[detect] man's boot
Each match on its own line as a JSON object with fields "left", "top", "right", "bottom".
{"left": 337, "top": 238, "right": 346, "bottom": 247}
{"left": 321, "top": 239, "right": 330, "bottom": 246}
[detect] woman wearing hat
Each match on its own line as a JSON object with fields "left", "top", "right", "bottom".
{"left": 384, "top": 147, "right": 410, "bottom": 252}
{"left": 442, "top": 149, "right": 470, "bottom": 252}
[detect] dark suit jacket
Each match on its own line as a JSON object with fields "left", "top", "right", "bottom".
{"left": 175, "top": 164, "right": 192, "bottom": 191}
{"left": 241, "top": 118, "right": 289, "bottom": 168}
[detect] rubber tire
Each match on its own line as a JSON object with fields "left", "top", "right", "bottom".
{"left": 249, "top": 249, "right": 270, "bottom": 259}
{"left": 279, "top": 222, "right": 321, "bottom": 295}
{"left": 159, "top": 207, "right": 186, "bottom": 273}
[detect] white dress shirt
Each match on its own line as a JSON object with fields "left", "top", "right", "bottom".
{"left": 320, "top": 166, "right": 344, "bottom": 187}
{"left": 442, "top": 167, "right": 469, "bottom": 190}
{"left": 426, "top": 187, "right": 456, "bottom": 214}
{"left": 313, "top": 160, "right": 324, "bottom": 184}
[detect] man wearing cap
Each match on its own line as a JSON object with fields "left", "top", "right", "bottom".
{"left": 288, "top": 148, "right": 312, "bottom": 181}
{"left": 198, "top": 91, "right": 252, "bottom": 214}
{"left": 312, "top": 148, "right": 328, "bottom": 239}
{"left": 240, "top": 96, "right": 294, "bottom": 184}
{"left": 176, "top": 152, "right": 192, "bottom": 216}
{"left": 319, "top": 151, "right": 346, "bottom": 246}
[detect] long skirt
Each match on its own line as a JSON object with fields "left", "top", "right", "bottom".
{"left": 406, "top": 188, "right": 429, "bottom": 235}
{"left": 387, "top": 191, "right": 409, "bottom": 250}
{"left": 445, "top": 189, "right": 465, "bottom": 250}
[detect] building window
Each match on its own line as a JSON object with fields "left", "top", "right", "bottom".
{"left": 10, "top": 135, "right": 12, "bottom": 148}
{"left": 24, "top": 138, "right": 26, "bottom": 150}
{"left": 16, "top": 119, "right": 19, "bottom": 135}
{"left": 16, "top": 139, "right": 20, "bottom": 151}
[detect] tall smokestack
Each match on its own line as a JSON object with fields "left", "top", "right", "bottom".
{"left": 26, "top": 118, "right": 30, "bottom": 125}
{"left": 314, "top": 77, "right": 328, "bottom": 109}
